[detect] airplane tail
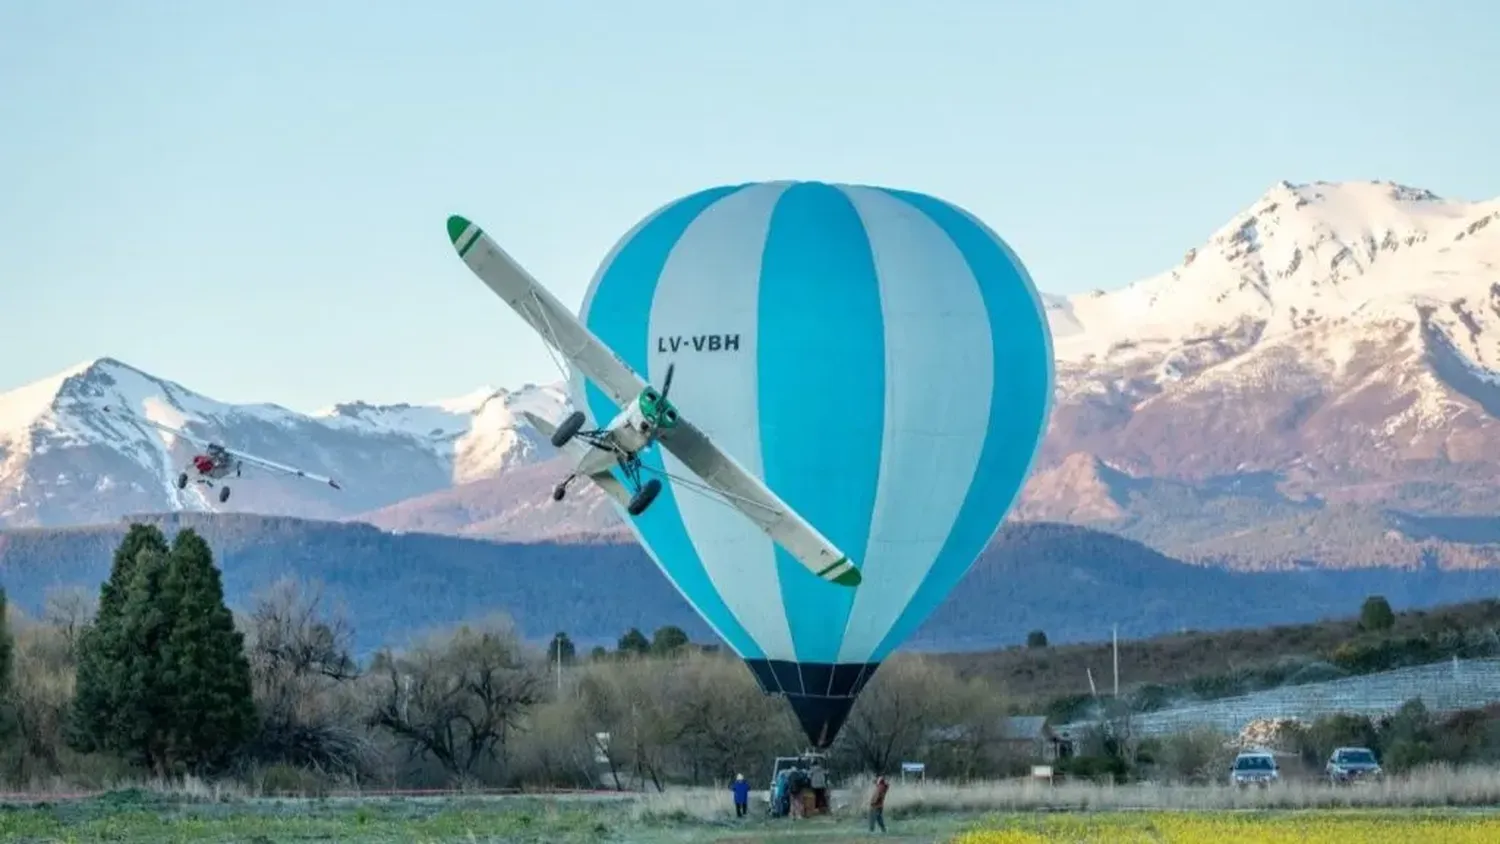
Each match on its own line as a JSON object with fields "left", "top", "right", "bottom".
{"left": 519, "top": 410, "right": 558, "bottom": 439}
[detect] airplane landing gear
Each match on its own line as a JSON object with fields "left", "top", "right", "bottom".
{"left": 219, "top": 486, "right": 231, "bottom": 503}
{"left": 551, "top": 411, "right": 587, "bottom": 448}
{"left": 552, "top": 482, "right": 567, "bottom": 501}
{"left": 177, "top": 472, "right": 188, "bottom": 490}
{"left": 628, "top": 478, "right": 662, "bottom": 516}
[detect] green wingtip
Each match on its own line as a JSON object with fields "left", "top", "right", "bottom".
{"left": 446, "top": 215, "right": 473, "bottom": 245}
{"left": 833, "top": 565, "right": 862, "bottom": 587}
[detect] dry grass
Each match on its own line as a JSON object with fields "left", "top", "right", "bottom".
{"left": 631, "top": 764, "right": 1500, "bottom": 821}
{"left": 0, "top": 773, "right": 250, "bottom": 803}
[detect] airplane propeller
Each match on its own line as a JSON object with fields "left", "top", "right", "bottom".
{"left": 659, "top": 362, "right": 675, "bottom": 403}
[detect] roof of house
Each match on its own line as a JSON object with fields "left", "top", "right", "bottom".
{"left": 1003, "top": 716, "right": 1049, "bottom": 739}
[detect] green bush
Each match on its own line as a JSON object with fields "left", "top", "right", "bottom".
{"left": 1360, "top": 596, "right": 1396, "bottom": 632}
{"left": 1057, "top": 753, "right": 1127, "bottom": 784}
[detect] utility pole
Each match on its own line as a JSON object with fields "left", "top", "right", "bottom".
{"left": 1112, "top": 624, "right": 1119, "bottom": 698}
{"left": 555, "top": 636, "right": 563, "bottom": 695}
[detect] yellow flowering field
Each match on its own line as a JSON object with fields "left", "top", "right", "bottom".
{"left": 949, "top": 811, "right": 1500, "bottom": 843}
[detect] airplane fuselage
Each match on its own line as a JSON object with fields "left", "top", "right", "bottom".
{"left": 569, "top": 387, "right": 680, "bottom": 477}
{"left": 192, "top": 451, "right": 239, "bottom": 481}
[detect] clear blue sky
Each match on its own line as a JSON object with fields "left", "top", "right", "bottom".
{"left": 3, "top": 1, "right": 1497, "bottom": 412}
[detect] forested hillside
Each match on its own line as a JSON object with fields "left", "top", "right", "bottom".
{"left": 6, "top": 514, "right": 1500, "bottom": 655}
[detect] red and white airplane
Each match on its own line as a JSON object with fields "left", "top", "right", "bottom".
{"left": 103, "top": 405, "right": 341, "bottom": 503}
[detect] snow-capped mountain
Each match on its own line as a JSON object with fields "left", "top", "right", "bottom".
{"left": 367, "top": 179, "right": 1500, "bottom": 567}
{"left": 1014, "top": 179, "right": 1500, "bottom": 567}
{"left": 1047, "top": 180, "right": 1500, "bottom": 367}
{"left": 9, "top": 179, "right": 1500, "bottom": 570}
{"left": 0, "top": 357, "right": 566, "bottom": 527}
{"left": 1036, "top": 179, "right": 1500, "bottom": 479}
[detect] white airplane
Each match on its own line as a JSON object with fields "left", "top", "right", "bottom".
{"left": 445, "top": 214, "right": 861, "bottom": 588}
{"left": 101, "top": 405, "right": 342, "bottom": 503}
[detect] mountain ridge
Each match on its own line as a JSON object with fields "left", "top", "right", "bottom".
{"left": 6, "top": 179, "right": 1500, "bottom": 571}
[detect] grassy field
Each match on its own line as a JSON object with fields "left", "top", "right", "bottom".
{"left": 6, "top": 771, "right": 1500, "bottom": 843}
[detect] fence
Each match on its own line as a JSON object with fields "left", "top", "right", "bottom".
{"left": 1061, "top": 657, "right": 1500, "bottom": 737}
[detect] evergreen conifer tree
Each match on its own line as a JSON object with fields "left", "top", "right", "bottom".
{"left": 159, "top": 529, "right": 256, "bottom": 772}
{"left": 68, "top": 523, "right": 170, "bottom": 754}
{"left": 68, "top": 525, "right": 256, "bottom": 774}
{"left": 102, "top": 546, "right": 177, "bottom": 772}
{"left": 0, "top": 588, "right": 15, "bottom": 743}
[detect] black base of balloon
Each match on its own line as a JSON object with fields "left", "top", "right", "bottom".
{"left": 743, "top": 659, "right": 881, "bottom": 749}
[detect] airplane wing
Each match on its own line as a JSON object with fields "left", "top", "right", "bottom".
{"left": 456, "top": 218, "right": 857, "bottom": 587}
{"left": 657, "top": 421, "right": 862, "bottom": 587}
{"left": 447, "top": 215, "right": 647, "bottom": 411}
{"left": 223, "top": 445, "right": 343, "bottom": 489}
{"left": 102, "top": 405, "right": 217, "bottom": 451}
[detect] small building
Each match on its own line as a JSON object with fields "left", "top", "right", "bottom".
{"left": 1001, "top": 716, "right": 1066, "bottom": 762}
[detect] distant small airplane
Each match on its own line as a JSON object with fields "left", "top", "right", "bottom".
{"left": 444, "top": 214, "right": 860, "bottom": 587}
{"left": 102, "top": 405, "right": 342, "bottom": 503}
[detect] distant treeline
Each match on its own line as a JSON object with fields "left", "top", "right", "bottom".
{"left": 10, "top": 512, "right": 1500, "bottom": 659}
{"left": 6, "top": 522, "right": 1500, "bottom": 793}
{"left": 942, "top": 596, "right": 1500, "bottom": 725}
{"left": 0, "top": 524, "right": 1036, "bottom": 791}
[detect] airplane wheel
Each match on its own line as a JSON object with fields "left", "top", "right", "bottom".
{"left": 551, "top": 411, "right": 587, "bottom": 448}
{"left": 176, "top": 472, "right": 188, "bottom": 490}
{"left": 219, "top": 486, "right": 231, "bottom": 503}
{"left": 627, "top": 478, "right": 662, "bottom": 516}
{"left": 552, "top": 483, "right": 566, "bottom": 502}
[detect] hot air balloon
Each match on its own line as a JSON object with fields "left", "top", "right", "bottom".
{"left": 570, "top": 181, "right": 1054, "bottom": 749}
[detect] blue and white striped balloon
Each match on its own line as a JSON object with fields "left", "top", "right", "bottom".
{"left": 571, "top": 181, "right": 1053, "bottom": 746}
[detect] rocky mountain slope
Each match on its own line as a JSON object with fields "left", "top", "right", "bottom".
{"left": 1021, "top": 180, "right": 1500, "bottom": 567}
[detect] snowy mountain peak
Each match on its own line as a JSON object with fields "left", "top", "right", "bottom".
{"left": 310, "top": 383, "right": 569, "bottom": 482}
{"left": 3, "top": 357, "right": 291, "bottom": 457}
{"left": 435, "top": 386, "right": 503, "bottom": 414}
{"left": 1049, "top": 179, "right": 1500, "bottom": 365}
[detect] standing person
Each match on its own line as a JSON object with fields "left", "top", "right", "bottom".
{"left": 730, "top": 774, "right": 750, "bottom": 818}
{"left": 868, "top": 775, "right": 889, "bottom": 833}
{"left": 809, "top": 760, "right": 828, "bottom": 812}
{"left": 788, "top": 766, "right": 806, "bottom": 819}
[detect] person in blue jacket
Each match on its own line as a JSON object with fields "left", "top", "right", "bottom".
{"left": 730, "top": 773, "right": 751, "bottom": 817}
{"left": 772, "top": 769, "right": 791, "bottom": 816}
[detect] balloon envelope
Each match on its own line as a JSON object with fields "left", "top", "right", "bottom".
{"left": 572, "top": 181, "right": 1053, "bottom": 747}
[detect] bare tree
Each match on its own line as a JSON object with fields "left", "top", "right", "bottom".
{"left": 506, "top": 697, "right": 599, "bottom": 788}
{"left": 248, "top": 579, "right": 357, "bottom": 685}
{"left": 572, "top": 658, "right": 720, "bottom": 792}
{"left": 41, "top": 587, "right": 96, "bottom": 662}
{"left": 836, "top": 655, "right": 970, "bottom": 775}
{"left": 572, "top": 667, "right": 626, "bottom": 789}
{"left": 367, "top": 616, "right": 544, "bottom": 782}
{"left": 668, "top": 654, "right": 801, "bottom": 784}
{"left": 4, "top": 620, "right": 77, "bottom": 780}
{"left": 243, "top": 578, "right": 368, "bottom": 777}
{"left": 924, "top": 676, "right": 1014, "bottom": 779}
